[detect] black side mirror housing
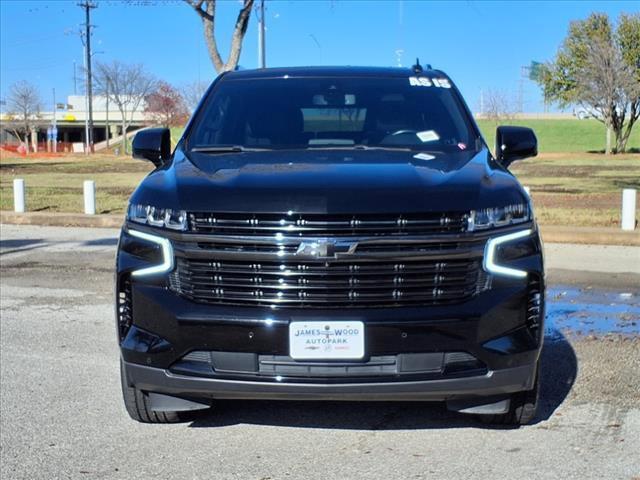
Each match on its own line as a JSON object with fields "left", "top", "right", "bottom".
{"left": 132, "top": 128, "right": 171, "bottom": 167}
{"left": 495, "top": 126, "right": 538, "bottom": 167}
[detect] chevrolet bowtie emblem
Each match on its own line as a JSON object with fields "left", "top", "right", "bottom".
{"left": 295, "top": 240, "right": 358, "bottom": 257}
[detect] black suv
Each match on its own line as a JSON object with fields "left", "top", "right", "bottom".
{"left": 117, "top": 66, "right": 544, "bottom": 425}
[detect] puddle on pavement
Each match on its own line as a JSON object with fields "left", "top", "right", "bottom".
{"left": 545, "top": 285, "right": 640, "bottom": 338}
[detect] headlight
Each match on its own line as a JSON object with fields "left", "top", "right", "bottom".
{"left": 127, "top": 204, "right": 187, "bottom": 231}
{"left": 484, "top": 229, "right": 532, "bottom": 278}
{"left": 468, "top": 203, "right": 530, "bottom": 231}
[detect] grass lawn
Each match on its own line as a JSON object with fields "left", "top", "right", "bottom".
{"left": 476, "top": 119, "right": 640, "bottom": 153}
{"left": 0, "top": 154, "right": 151, "bottom": 214}
{"left": 509, "top": 153, "right": 639, "bottom": 226}
{"left": 114, "top": 121, "right": 640, "bottom": 156}
{"left": 1, "top": 119, "right": 639, "bottom": 227}
{"left": 167, "top": 121, "right": 638, "bottom": 155}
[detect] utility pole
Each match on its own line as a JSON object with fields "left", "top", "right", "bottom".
{"left": 395, "top": 0, "right": 404, "bottom": 67}
{"left": 73, "top": 61, "right": 77, "bottom": 95}
{"left": 79, "top": 1, "right": 97, "bottom": 152}
{"left": 52, "top": 88, "right": 57, "bottom": 153}
{"left": 257, "top": 0, "right": 266, "bottom": 68}
{"left": 105, "top": 81, "right": 110, "bottom": 148}
{"left": 518, "top": 65, "right": 529, "bottom": 114}
{"left": 82, "top": 44, "right": 89, "bottom": 155}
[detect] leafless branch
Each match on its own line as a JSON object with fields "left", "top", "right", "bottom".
{"left": 483, "top": 89, "right": 517, "bottom": 123}
{"left": 6, "top": 80, "right": 42, "bottom": 149}
{"left": 93, "top": 60, "right": 157, "bottom": 154}
{"left": 181, "top": 80, "right": 209, "bottom": 112}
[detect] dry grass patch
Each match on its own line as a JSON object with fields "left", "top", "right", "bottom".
{"left": 1, "top": 150, "right": 638, "bottom": 226}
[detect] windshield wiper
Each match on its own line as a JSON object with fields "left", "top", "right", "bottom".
{"left": 305, "top": 144, "right": 413, "bottom": 152}
{"left": 190, "top": 146, "right": 270, "bottom": 153}
{"left": 352, "top": 145, "right": 414, "bottom": 152}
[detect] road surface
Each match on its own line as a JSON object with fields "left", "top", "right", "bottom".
{"left": 1, "top": 225, "right": 639, "bottom": 479}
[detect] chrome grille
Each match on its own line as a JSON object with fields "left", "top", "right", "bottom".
{"left": 169, "top": 257, "right": 481, "bottom": 308}
{"left": 190, "top": 212, "right": 469, "bottom": 236}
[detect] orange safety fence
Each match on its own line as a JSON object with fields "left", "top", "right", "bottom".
{"left": 1, "top": 142, "right": 77, "bottom": 157}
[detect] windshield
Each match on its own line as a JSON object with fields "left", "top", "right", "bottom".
{"left": 187, "top": 76, "right": 478, "bottom": 153}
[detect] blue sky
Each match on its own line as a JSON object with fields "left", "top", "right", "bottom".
{"left": 0, "top": 0, "right": 637, "bottom": 113}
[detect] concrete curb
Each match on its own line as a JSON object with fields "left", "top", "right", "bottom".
{"left": 1, "top": 211, "right": 639, "bottom": 246}
{"left": 538, "top": 225, "right": 639, "bottom": 246}
{"left": 1, "top": 211, "right": 123, "bottom": 228}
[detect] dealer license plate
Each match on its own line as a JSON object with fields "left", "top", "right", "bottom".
{"left": 289, "top": 321, "right": 365, "bottom": 360}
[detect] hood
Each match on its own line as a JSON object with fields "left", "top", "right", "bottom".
{"left": 130, "top": 147, "right": 527, "bottom": 214}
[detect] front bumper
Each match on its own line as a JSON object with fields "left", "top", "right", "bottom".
{"left": 122, "top": 359, "right": 537, "bottom": 402}
{"left": 116, "top": 224, "right": 545, "bottom": 402}
{"left": 117, "top": 278, "right": 544, "bottom": 401}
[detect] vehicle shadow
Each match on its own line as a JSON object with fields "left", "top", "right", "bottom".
{"left": 187, "top": 330, "right": 577, "bottom": 430}
{"left": 0, "top": 238, "right": 46, "bottom": 256}
{"left": 587, "top": 148, "right": 639, "bottom": 154}
{"left": 82, "top": 237, "right": 119, "bottom": 247}
{"left": 0, "top": 236, "right": 118, "bottom": 255}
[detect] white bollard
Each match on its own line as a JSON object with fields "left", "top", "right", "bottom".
{"left": 621, "top": 188, "right": 636, "bottom": 231}
{"left": 13, "top": 179, "right": 25, "bottom": 213}
{"left": 83, "top": 180, "right": 96, "bottom": 215}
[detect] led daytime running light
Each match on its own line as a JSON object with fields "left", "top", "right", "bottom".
{"left": 128, "top": 229, "right": 174, "bottom": 277}
{"left": 484, "top": 229, "right": 532, "bottom": 278}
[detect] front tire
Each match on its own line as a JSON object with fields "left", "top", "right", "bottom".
{"left": 120, "top": 360, "right": 184, "bottom": 423}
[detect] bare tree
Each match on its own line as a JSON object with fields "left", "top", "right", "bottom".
{"left": 145, "top": 81, "right": 189, "bottom": 127}
{"left": 92, "top": 61, "right": 157, "bottom": 154}
{"left": 6, "top": 80, "right": 42, "bottom": 153}
{"left": 184, "top": 0, "right": 254, "bottom": 73}
{"left": 483, "top": 89, "right": 517, "bottom": 123}
{"left": 181, "top": 79, "right": 209, "bottom": 112}
{"left": 575, "top": 39, "right": 640, "bottom": 153}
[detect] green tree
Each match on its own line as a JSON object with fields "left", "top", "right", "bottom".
{"left": 538, "top": 13, "right": 640, "bottom": 154}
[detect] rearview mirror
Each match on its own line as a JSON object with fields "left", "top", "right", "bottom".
{"left": 132, "top": 128, "right": 171, "bottom": 167}
{"left": 495, "top": 126, "right": 537, "bottom": 167}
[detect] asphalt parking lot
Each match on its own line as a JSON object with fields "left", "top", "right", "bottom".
{"left": 1, "top": 225, "right": 639, "bottom": 480}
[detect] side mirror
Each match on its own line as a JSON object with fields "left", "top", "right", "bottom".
{"left": 495, "top": 126, "right": 537, "bottom": 167}
{"left": 132, "top": 128, "right": 171, "bottom": 167}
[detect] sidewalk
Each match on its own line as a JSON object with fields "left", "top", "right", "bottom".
{"left": 1, "top": 210, "right": 639, "bottom": 246}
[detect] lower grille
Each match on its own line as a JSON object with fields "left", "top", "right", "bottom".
{"left": 170, "top": 257, "right": 482, "bottom": 308}
{"left": 527, "top": 275, "right": 543, "bottom": 342}
{"left": 172, "top": 350, "right": 487, "bottom": 380}
{"left": 117, "top": 277, "right": 133, "bottom": 340}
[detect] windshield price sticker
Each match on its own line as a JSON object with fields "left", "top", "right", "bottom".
{"left": 409, "top": 77, "right": 451, "bottom": 88}
{"left": 289, "top": 321, "right": 365, "bottom": 360}
{"left": 417, "top": 130, "right": 440, "bottom": 143}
